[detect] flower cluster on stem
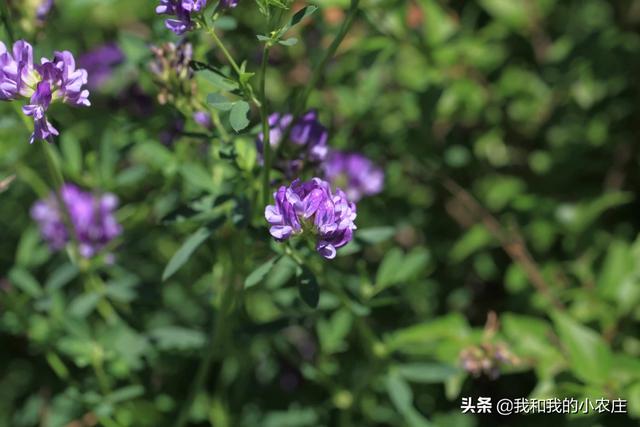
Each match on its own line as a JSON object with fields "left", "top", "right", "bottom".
{"left": 265, "top": 178, "right": 357, "bottom": 259}
{"left": 31, "top": 184, "right": 122, "bottom": 259}
{"left": 0, "top": 40, "right": 90, "bottom": 143}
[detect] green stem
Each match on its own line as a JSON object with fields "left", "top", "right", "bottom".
{"left": 210, "top": 108, "right": 230, "bottom": 142}
{"left": 12, "top": 104, "right": 81, "bottom": 261}
{"left": 260, "top": 44, "right": 272, "bottom": 207}
{"left": 0, "top": 1, "right": 15, "bottom": 45}
{"left": 203, "top": 23, "right": 261, "bottom": 107}
{"left": 295, "top": 0, "right": 360, "bottom": 115}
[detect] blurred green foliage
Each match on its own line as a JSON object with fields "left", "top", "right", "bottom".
{"left": 1, "top": 0, "right": 640, "bottom": 426}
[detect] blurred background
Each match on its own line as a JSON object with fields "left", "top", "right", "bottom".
{"left": 1, "top": 0, "right": 640, "bottom": 426}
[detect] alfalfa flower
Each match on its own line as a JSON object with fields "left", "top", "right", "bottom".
{"left": 265, "top": 178, "right": 357, "bottom": 259}
{"left": 0, "top": 40, "right": 90, "bottom": 143}
{"left": 31, "top": 184, "right": 122, "bottom": 259}
{"left": 257, "top": 110, "right": 329, "bottom": 176}
{"left": 155, "top": 0, "right": 208, "bottom": 35}
{"left": 149, "top": 41, "right": 195, "bottom": 105}
{"left": 322, "top": 151, "right": 384, "bottom": 202}
{"left": 78, "top": 43, "right": 125, "bottom": 90}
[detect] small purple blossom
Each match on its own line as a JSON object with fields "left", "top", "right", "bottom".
{"left": 193, "top": 111, "right": 212, "bottom": 129}
{"left": 78, "top": 43, "right": 125, "bottom": 89}
{"left": 52, "top": 51, "right": 90, "bottom": 107}
{"left": 257, "top": 110, "right": 329, "bottom": 176}
{"left": 0, "top": 40, "right": 35, "bottom": 100}
{"left": 219, "top": 0, "right": 239, "bottom": 8}
{"left": 36, "top": 0, "right": 55, "bottom": 21}
{"left": 156, "top": 0, "right": 208, "bottom": 35}
{"left": 265, "top": 178, "right": 357, "bottom": 259}
{"left": 22, "top": 81, "right": 58, "bottom": 144}
{"left": 31, "top": 184, "right": 122, "bottom": 259}
{"left": 150, "top": 41, "right": 195, "bottom": 104}
{"left": 322, "top": 151, "right": 384, "bottom": 202}
{"left": 0, "top": 40, "right": 90, "bottom": 143}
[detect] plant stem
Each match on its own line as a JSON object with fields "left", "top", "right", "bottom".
{"left": 203, "top": 23, "right": 261, "bottom": 107}
{"left": 210, "top": 109, "right": 230, "bottom": 142}
{"left": 260, "top": 44, "right": 272, "bottom": 207}
{"left": 12, "top": 104, "right": 81, "bottom": 261}
{"left": 295, "top": 0, "right": 360, "bottom": 115}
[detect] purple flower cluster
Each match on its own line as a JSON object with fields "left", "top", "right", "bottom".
{"left": 78, "top": 43, "right": 125, "bottom": 90}
{"left": 265, "top": 178, "right": 357, "bottom": 259}
{"left": 155, "top": 0, "right": 205, "bottom": 35}
{"left": 257, "top": 110, "right": 329, "bottom": 176}
{"left": 31, "top": 184, "right": 122, "bottom": 259}
{"left": 150, "top": 41, "right": 195, "bottom": 105}
{"left": 155, "top": 0, "right": 240, "bottom": 34}
{"left": 0, "top": 40, "right": 90, "bottom": 143}
{"left": 322, "top": 151, "right": 384, "bottom": 202}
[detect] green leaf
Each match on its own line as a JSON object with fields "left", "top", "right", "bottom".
{"left": 386, "top": 313, "right": 471, "bottom": 353}
{"left": 180, "top": 163, "right": 214, "bottom": 192}
{"left": 356, "top": 226, "right": 396, "bottom": 244}
{"left": 376, "top": 248, "right": 404, "bottom": 287}
{"left": 162, "top": 228, "right": 211, "bottom": 281}
{"left": 396, "top": 363, "right": 461, "bottom": 384}
{"left": 551, "top": 312, "right": 612, "bottom": 385}
{"left": 234, "top": 137, "right": 257, "bottom": 171}
{"left": 207, "top": 93, "right": 235, "bottom": 111}
{"left": 450, "top": 224, "right": 493, "bottom": 263}
{"left": 279, "top": 37, "right": 298, "bottom": 46}
{"left": 386, "top": 371, "right": 414, "bottom": 413}
{"left": 285, "top": 5, "right": 317, "bottom": 31}
{"left": 375, "top": 247, "right": 431, "bottom": 291}
{"left": 60, "top": 134, "right": 82, "bottom": 176}
{"left": 266, "top": 256, "right": 297, "bottom": 289}
{"left": 45, "top": 263, "right": 79, "bottom": 292}
{"left": 196, "top": 68, "right": 239, "bottom": 91}
{"left": 297, "top": 266, "right": 319, "bottom": 308}
{"left": 68, "top": 292, "right": 102, "bottom": 318}
{"left": 105, "top": 385, "right": 145, "bottom": 404}
{"left": 229, "top": 101, "right": 250, "bottom": 132}
{"left": 317, "top": 308, "right": 353, "bottom": 353}
{"left": 8, "top": 268, "right": 42, "bottom": 298}
{"left": 479, "top": 0, "right": 528, "bottom": 30}
{"left": 397, "top": 248, "right": 430, "bottom": 282}
{"left": 150, "top": 326, "right": 206, "bottom": 351}
{"left": 386, "top": 371, "right": 433, "bottom": 427}
{"left": 245, "top": 257, "right": 279, "bottom": 289}
{"left": 215, "top": 16, "right": 237, "bottom": 31}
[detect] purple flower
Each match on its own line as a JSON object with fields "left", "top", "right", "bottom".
{"left": 78, "top": 43, "right": 125, "bottom": 89}
{"left": 0, "top": 40, "right": 90, "bottom": 143}
{"left": 150, "top": 41, "right": 195, "bottom": 104}
{"left": 193, "top": 111, "right": 212, "bottom": 129}
{"left": 219, "top": 0, "right": 239, "bottom": 8}
{"left": 265, "top": 178, "right": 357, "bottom": 259}
{"left": 36, "top": 0, "right": 54, "bottom": 21}
{"left": 0, "top": 40, "right": 36, "bottom": 100}
{"left": 289, "top": 111, "right": 329, "bottom": 161}
{"left": 52, "top": 51, "right": 90, "bottom": 107}
{"left": 156, "top": 0, "right": 208, "bottom": 35}
{"left": 322, "top": 151, "right": 384, "bottom": 202}
{"left": 257, "top": 110, "right": 329, "bottom": 176}
{"left": 22, "top": 81, "right": 58, "bottom": 144}
{"left": 31, "top": 184, "right": 122, "bottom": 259}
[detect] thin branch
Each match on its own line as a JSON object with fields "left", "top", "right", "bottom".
{"left": 439, "top": 174, "right": 565, "bottom": 311}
